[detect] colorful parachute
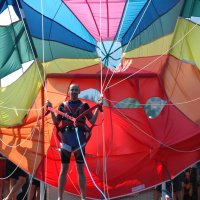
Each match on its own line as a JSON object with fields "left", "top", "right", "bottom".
{"left": 0, "top": 0, "right": 200, "bottom": 199}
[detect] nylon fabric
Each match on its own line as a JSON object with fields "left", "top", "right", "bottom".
{"left": 122, "top": 1, "right": 183, "bottom": 52}
{"left": 0, "top": 20, "right": 35, "bottom": 79}
{"left": 181, "top": 0, "right": 200, "bottom": 17}
{"left": 32, "top": 38, "right": 98, "bottom": 62}
{"left": 121, "top": 0, "right": 182, "bottom": 45}
{"left": 44, "top": 58, "right": 100, "bottom": 74}
{"left": 0, "top": 60, "right": 44, "bottom": 127}
{"left": 21, "top": 0, "right": 97, "bottom": 47}
{"left": 0, "top": 0, "right": 200, "bottom": 199}
{"left": 63, "top": 0, "right": 127, "bottom": 41}
{"left": 170, "top": 18, "right": 200, "bottom": 69}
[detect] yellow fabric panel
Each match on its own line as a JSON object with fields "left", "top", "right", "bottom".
{"left": 0, "top": 60, "right": 44, "bottom": 127}
{"left": 123, "top": 34, "right": 173, "bottom": 58}
{"left": 170, "top": 18, "right": 200, "bottom": 69}
{"left": 45, "top": 58, "right": 100, "bottom": 74}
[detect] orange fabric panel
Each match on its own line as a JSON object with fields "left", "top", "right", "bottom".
{"left": 160, "top": 55, "right": 200, "bottom": 125}
{"left": 0, "top": 123, "right": 52, "bottom": 175}
{"left": 121, "top": 55, "right": 168, "bottom": 74}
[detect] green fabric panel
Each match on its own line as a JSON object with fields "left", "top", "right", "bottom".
{"left": 0, "top": 20, "right": 36, "bottom": 79}
{"left": 0, "top": 25, "right": 21, "bottom": 79}
{"left": 17, "top": 20, "right": 37, "bottom": 62}
{"left": 32, "top": 37, "right": 98, "bottom": 62}
{"left": 192, "top": 1, "right": 200, "bottom": 16}
{"left": 180, "top": 0, "right": 200, "bottom": 17}
{"left": 122, "top": 0, "right": 183, "bottom": 52}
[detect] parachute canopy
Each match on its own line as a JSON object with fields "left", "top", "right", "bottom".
{"left": 0, "top": 0, "right": 200, "bottom": 199}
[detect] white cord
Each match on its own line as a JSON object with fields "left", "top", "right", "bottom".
{"left": 103, "top": 17, "right": 200, "bottom": 92}
{"left": 110, "top": 101, "right": 200, "bottom": 153}
{"left": 75, "top": 127, "right": 107, "bottom": 200}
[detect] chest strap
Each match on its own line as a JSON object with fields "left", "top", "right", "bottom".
{"left": 63, "top": 101, "right": 85, "bottom": 117}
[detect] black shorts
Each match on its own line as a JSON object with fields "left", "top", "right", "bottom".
{"left": 61, "top": 148, "right": 85, "bottom": 164}
{"left": 0, "top": 158, "right": 6, "bottom": 178}
{"left": 32, "top": 178, "right": 40, "bottom": 187}
{"left": 4, "top": 159, "right": 26, "bottom": 179}
{"left": 172, "top": 172, "right": 185, "bottom": 192}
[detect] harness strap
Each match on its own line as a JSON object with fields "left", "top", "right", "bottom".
{"left": 47, "top": 103, "right": 102, "bottom": 125}
{"left": 76, "top": 103, "right": 103, "bottom": 122}
{"left": 59, "top": 124, "right": 91, "bottom": 153}
{"left": 47, "top": 107, "right": 76, "bottom": 123}
{"left": 58, "top": 121, "right": 85, "bottom": 129}
{"left": 63, "top": 101, "right": 85, "bottom": 115}
{"left": 47, "top": 102, "right": 103, "bottom": 153}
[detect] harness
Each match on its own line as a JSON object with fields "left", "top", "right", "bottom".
{"left": 56, "top": 100, "right": 92, "bottom": 153}
{"left": 58, "top": 100, "right": 86, "bottom": 130}
{"left": 46, "top": 99, "right": 103, "bottom": 153}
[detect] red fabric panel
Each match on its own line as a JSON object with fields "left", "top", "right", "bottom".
{"left": 1, "top": 69, "right": 200, "bottom": 199}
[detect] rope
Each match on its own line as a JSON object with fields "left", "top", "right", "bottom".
{"left": 75, "top": 127, "right": 107, "bottom": 200}
{"left": 110, "top": 101, "right": 200, "bottom": 153}
{"left": 103, "top": 0, "right": 153, "bottom": 93}
{"left": 15, "top": 0, "right": 48, "bottom": 100}
{"left": 103, "top": 17, "right": 200, "bottom": 93}
{"left": 0, "top": 107, "right": 42, "bottom": 148}
{"left": 0, "top": 109, "right": 42, "bottom": 180}
{"left": 100, "top": 0, "right": 103, "bottom": 96}
{"left": 104, "top": 97, "right": 200, "bottom": 107}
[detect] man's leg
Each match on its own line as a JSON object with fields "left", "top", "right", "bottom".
{"left": 28, "top": 184, "right": 36, "bottom": 200}
{"left": 3, "top": 179, "right": 10, "bottom": 198}
{"left": 35, "top": 187, "right": 40, "bottom": 200}
{"left": 153, "top": 185, "right": 161, "bottom": 200}
{"left": 0, "top": 179, "right": 3, "bottom": 199}
{"left": 5, "top": 176, "right": 26, "bottom": 200}
{"left": 58, "top": 163, "right": 69, "bottom": 200}
{"left": 76, "top": 163, "right": 86, "bottom": 200}
{"left": 175, "top": 190, "right": 183, "bottom": 200}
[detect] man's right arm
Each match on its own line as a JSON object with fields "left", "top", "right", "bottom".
{"left": 46, "top": 101, "right": 60, "bottom": 125}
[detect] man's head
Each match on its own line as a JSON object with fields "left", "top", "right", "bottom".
{"left": 68, "top": 83, "right": 80, "bottom": 102}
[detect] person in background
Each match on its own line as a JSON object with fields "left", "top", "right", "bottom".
{"left": 0, "top": 153, "right": 6, "bottom": 199}
{"left": 28, "top": 178, "right": 40, "bottom": 200}
{"left": 172, "top": 172, "right": 185, "bottom": 200}
{"left": 196, "top": 162, "right": 200, "bottom": 200}
{"left": 3, "top": 159, "right": 26, "bottom": 200}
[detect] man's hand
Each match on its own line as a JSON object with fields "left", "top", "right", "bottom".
{"left": 46, "top": 100, "right": 52, "bottom": 108}
{"left": 97, "top": 97, "right": 103, "bottom": 105}
{"left": 97, "top": 97, "right": 103, "bottom": 112}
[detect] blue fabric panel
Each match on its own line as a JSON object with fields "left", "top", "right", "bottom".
{"left": 124, "top": 1, "right": 184, "bottom": 52}
{"left": 121, "top": 0, "right": 181, "bottom": 46}
{"left": 21, "top": 0, "right": 96, "bottom": 51}
{"left": 0, "top": 0, "right": 22, "bottom": 17}
{"left": 115, "top": 0, "right": 148, "bottom": 41}
{"left": 0, "top": 0, "right": 7, "bottom": 14}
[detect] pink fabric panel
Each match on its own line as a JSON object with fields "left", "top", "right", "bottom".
{"left": 63, "top": 0, "right": 126, "bottom": 41}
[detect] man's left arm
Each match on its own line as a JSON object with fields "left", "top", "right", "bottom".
{"left": 86, "top": 98, "right": 103, "bottom": 125}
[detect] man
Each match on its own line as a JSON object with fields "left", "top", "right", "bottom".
{"left": 46, "top": 83, "right": 103, "bottom": 200}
